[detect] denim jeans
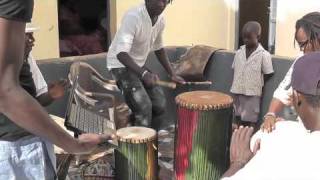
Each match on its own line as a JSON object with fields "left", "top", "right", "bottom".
{"left": 111, "top": 68, "right": 166, "bottom": 129}
{"left": 0, "top": 136, "right": 56, "bottom": 180}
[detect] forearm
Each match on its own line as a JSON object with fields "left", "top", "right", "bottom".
{"left": 264, "top": 73, "right": 274, "bottom": 82}
{"left": 117, "top": 52, "right": 145, "bottom": 76}
{"left": 155, "top": 48, "right": 174, "bottom": 76}
{"left": 0, "top": 86, "right": 77, "bottom": 152}
{"left": 267, "top": 98, "right": 285, "bottom": 115}
{"left": 221, "top": 162, "right": 244, "bottom": 178}
{"left": 36, "top": 92, "right": 54, "bottom": 106}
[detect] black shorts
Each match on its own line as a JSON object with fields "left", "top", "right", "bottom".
{"left": 0, "top": 0, "right": 34, "bottom": 22}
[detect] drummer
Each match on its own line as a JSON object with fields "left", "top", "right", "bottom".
{"left": 222, "top": 52, "right": 320, "bottom": 179}
{"left": 107, "top": 0, "right": 185, "bottom": 129}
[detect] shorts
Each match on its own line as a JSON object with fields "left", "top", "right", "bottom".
{"left": 0, "top": 0, "right": 34, "bottom": 22}
{"left": 0, "top": 135, "right": 56, "bottom": 180}
{"left": 233, "top": 94, "right": 261, "bottom": 123}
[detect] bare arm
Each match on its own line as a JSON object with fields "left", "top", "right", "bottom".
{"left": 36, "top": 92, "right": 54, "bottom": 106}
{"left": 155, "top": 48, "right": 185, "bottom": 84}
{"left": 0, "top": 18, "right": 108, "bottom": 154}
{"left": 117, "top": 52, "right": 145, "bottom": 76}
{"left": 117, "top": 52, "right": 159, "bottom": 87}
{"left": 154, "top": 48, "right": 174, "bottom": 76}
{"left": 268, "top": 98, "right": 285, "bottom": 114}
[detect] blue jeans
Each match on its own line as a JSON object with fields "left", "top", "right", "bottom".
{"left": 111, "top": 68, "right": 166, "bottom": 129}
{"left": 0, "top": 136, "right": 56, "bottom": 180}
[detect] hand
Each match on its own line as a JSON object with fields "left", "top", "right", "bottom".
{"left": 70, "top": 133, "right": 115, "bottom": 154}
{"left": 260, "top": 115, "right": 277, "bottom": 133}
{"left": 230, "top": 127, "right": 260, "bottom": 168}
{"left": 171, "top": 75, "right": 186, "bottom": 85}
{"left": 142, "top": 72, "right": 159, "bottom": 87}
{"left": 48, "top": 79, "right": 68, "bottom": 100}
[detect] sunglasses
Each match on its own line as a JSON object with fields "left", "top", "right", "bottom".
{"left": 297, "top": 40, "right": 309, "bottom": 50}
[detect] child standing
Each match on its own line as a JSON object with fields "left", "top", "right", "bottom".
{"left": 231, "top": 21, "right": 274, "bottom": 127}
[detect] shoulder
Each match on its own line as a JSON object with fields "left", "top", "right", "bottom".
{"left": 122, "top": 5, "right": 143, "bottom": 23}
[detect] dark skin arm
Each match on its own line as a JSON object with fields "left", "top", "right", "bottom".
{"left": 0, "top": 19, "right": 111, "bottom": 154}
{"left": 263, "top": 72, "right": 274, "bottom": 82}
{"left": 117, "top": 52, "right": 159, "bottom": 87}
{"left": 36, "top": 79, "right": 68, "bottom": 106}
{"left": 117, "top": 50, "right": 185, "bottom": 87}
{"left": 155, "top": 48, "right": 185, "bottom": 84}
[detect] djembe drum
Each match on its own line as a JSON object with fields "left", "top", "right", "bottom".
{"left": 175, "top": 91, "right": 233, "bottom": 180}
{"left": 115, "top": 127, "right": 158, "bottom": 180}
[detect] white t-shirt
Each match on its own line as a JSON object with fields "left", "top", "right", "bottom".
{"left": 107, "top": 3, "right": 165, "bottom": 69}
{"left": 27, "top": 54, "right": 48, "bottom": 97}
{"left": 222, "top": 121, "right": 320, "bottom": 180}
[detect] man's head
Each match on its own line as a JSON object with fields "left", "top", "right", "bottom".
{"left": 295, "top": 12, "right": 320, "bottom": 54}
{"left": 24, "top": 23, "right": 38, "bottom": 59}
{"left": 242, "top": 21, "right": 261, "bottom": 48}
{"left": 291, "top": 52, "right": 320, "bottom": 131}
{"left": 145, "top": 0, "right": 172, "bottom": 16}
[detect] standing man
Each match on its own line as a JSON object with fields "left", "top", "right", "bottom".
{"left": 0, "top": 1, "right": 112, "bottom": 179}
{"left": 107, "top": 0, "right": 185, "bottom": 128}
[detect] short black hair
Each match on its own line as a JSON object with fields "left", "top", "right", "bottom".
{"left": 242, "top": 21, "right": 261, "bottom": 36}
{"left": 295, "top": 12, "right": 320, "bottom": 50}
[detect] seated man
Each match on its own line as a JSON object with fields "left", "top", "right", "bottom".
{"left": 222, "top": 52, "right": 320, "bottom": 180}
{"left": 23, "top": 24, "right": 68, "bottom": 106}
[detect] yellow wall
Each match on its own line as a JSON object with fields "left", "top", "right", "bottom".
{"left": 275, "top": 0, "right": 320, "bottom": 57}
{"left": 112, "top": 0, "right": 236, "bottom": 50}
{"left": 32, "top": 0, "right": 60, "bottom": 60}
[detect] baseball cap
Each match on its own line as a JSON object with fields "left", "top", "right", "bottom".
{"left": 292, "top": 52, "right": 320, "bottom": 96}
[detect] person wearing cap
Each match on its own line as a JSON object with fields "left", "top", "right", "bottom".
{"left": 221, "top": 52, "right": 320, "bottom": 180}
{"left": 261, "top": 12, "right": 320, "bottom": 132}
{"left": 24, "top": 24, "right": 68, "bottom": 106}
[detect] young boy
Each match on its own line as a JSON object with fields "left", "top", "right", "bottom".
{"left": 230, "top": 21, "right": 274, "bottom": 127}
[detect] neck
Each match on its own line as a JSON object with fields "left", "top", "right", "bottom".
{"left": 246, "top": 43, "right": 259, "bottom": 51}
{"left": 146, "top": 5, "right": 158, "bottom": 25}
{"left": 304, "top": 107, "right": 320, "bottom": 132}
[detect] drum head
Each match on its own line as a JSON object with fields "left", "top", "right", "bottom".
{"left": 176, "top": 91, "right": 233, "bottom": 110}
{"left": 116, "top": 126, "right": 156, "bottom": 143}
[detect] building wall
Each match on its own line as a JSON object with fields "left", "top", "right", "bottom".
{"left": 112, "top": 0, "right": 236, "bottom": 50}
{"left": 32, "top": 0, "right": 60, "bottom": 60}
{"left": 30, "top": 0, "right": 320, "bottom": 60}
{"left": 275, "top": 0, "right": 320, "bottom": 58}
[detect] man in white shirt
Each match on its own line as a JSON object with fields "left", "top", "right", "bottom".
{"left": 221, "top": 52, "right": 320, "bottom": 180}
{"left": 107, "top": 0, "right": 185, "bottom": 129}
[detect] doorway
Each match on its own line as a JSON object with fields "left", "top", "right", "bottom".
{"left": 237, "top": 0, "right": 271, "bottom": 51}
{"left": 58, "top": 0, "right": 111, "bottom": 57}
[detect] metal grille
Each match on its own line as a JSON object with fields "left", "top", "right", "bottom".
{"left": 65, "top": 103, "right": 115, "bottom": 135}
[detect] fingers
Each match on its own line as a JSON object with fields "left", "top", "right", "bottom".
{"left": 252, "top": 139, "right": 261, "bottom": 155}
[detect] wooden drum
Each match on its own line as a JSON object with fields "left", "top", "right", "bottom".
{"left": 115, "top": 127, "right": 158, "bottom": 180}
{"left": 175, "top": 91, "right": 233, "bottom": 180}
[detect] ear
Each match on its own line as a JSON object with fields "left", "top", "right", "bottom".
{"left": 292, "top": 90, "right": 301, "bottom": 108}
{"left": 257, "top": 34, "right": 261, "bottom": 40}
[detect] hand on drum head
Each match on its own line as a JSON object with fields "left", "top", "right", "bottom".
{"left": 70, "top": 133, "right": 116, "bottom": 154}
{"left": 230, "top": 126, "right": 260, "bottom": 168}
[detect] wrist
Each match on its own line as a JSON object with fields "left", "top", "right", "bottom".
{"left": 141, "top": 70, "right": 149, "bottom": 79}
{"left": 264, "top": 112, "right": 276, "bottom": 119}
{"left": 230, "top": 160, "right": 246, "bottom": 169}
